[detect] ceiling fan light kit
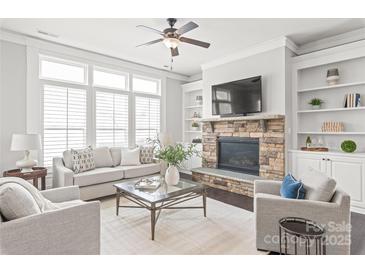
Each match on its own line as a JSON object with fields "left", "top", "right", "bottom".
{"left": 136, "top": 18, "right": 210, "bottom": 57}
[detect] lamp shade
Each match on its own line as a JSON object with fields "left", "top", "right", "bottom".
{"left": 10, "top": 134, "right": 42, "bottom": 151}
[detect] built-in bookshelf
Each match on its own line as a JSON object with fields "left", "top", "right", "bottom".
{"left": 292, "top": 41, "right": 365, "bottom": 153}
{"left": 181, "top": 80, "right": 203, "bottom": 174}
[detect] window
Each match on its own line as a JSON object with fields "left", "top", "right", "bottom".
{"left": 95, "top": 91, "right": 129, "bottom": 147}
{"left": 133, "top": 75, "right": 160, "bottom": 94}
{"left": 135, "top": 96, "right": 160, "bottom": 144}
{"left": 40, "top": 56, "right": 87, "bottom": 84}
{"left": 43, "top": 85, "right": 87, "bottom": 167}
{"left": 93, "top": 67, "right": 128, "bottom": 90}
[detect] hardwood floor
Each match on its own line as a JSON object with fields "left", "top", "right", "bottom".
{"left": 182, "top": 172, "right": 365, "bottom": 255}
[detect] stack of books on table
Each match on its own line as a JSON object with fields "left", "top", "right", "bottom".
{"left": 343, "top": 93, "right": 361, "bottom": 108}
{"left": 135, "top": 177, "right": 161, "bottom": 190}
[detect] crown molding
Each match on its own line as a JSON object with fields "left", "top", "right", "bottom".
{"left": 201, "top": 36, "right": 298, "bottom": 71}
{"left": 0, "top": 29, "right": 189, "bottom": 81}
{"left": 297, "top": 27, "right": 365, "bottom": 55}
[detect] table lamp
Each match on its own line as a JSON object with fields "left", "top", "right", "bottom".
{"left": 10, "top": 134, "right": 42, "bottom": 173}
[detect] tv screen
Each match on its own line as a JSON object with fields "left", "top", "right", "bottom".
{"left": 212, "top": 76, "right": 262, "bottom": 116}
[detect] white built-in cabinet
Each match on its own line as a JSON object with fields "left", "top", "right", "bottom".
{"left": 180, "top": 80, "right": 203, "bottom": 174}
{"left": 289, "top": 150, "right": 365, "bottom": 212}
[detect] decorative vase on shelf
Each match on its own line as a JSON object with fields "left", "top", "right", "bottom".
{"left": 312, "top": 105, "right": 321, "bottom": 110}
{"left": 196, "top": 95, "right": 203, "bottom": 105}
{"left": 326, "top": 68, "right": 340, "bottom": 86}
{"left": 165, "top": 165, "right": 180, "bottom": 185}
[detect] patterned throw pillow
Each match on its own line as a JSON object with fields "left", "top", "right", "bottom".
{"left": 140, "top": 145, "right": 154, "bottom": 164}
{"left": 71, "top": 146, "right": 95, "bottom": 174}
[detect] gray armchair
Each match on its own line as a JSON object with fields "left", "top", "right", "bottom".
{"left": 0, "top": 186, "right": 100, "bottom": 255}
{"left": 254, "top": 180, "right": 351, "bottom": 255}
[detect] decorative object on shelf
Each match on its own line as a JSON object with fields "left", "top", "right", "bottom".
{"left": 308, "top": 98, "right": 324, "bottom": 110}
{"left": 301, "top": 147, "right": 329, "bottom": 152}
{"left": 344, "top": 93, "right": 361, "bottom": 108}
{"left": 155, "top": 143, "right": 201, "bottom": 185}
{"left": 305, "top": 136, "right": 312, "bottom": 148}
{"left": 191, "top": 121, "right": 200, "bottom": 131}
{"left": 10, "top": 133, "right": 42, "bottom": 173}
{"left": 326, "top": 68, "right": 340, "bottom": 86}
{"left": 192, "top": 111, "right": 201, "bottom": 118}
{"left": 196, "top": 95, "right": 203, "bottom": 105}
{"left": 192, "top": 138, "right": 202, "bottom": 144}
{"left": 321, "top": 121, "right": 344, "bottom": 132}
{"left": 341, "top": 140, "right": 357, "bottom": 153}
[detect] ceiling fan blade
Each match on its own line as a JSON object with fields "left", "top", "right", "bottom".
{"left": 176, "top": 21, "right": 198, "bottom": 35}
{"left": 136, "top": 38, "right": 163, "bottom": 47}
{"left": 171, "top": 47, "right": 179, "bottom": 57}
{"left": 136, "top": 25, "right": 164, "bottom": 36}
{"left": 180, "top": 37, "right": 210, "bottom": 48}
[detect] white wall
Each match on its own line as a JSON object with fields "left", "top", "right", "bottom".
{"left": 166, "top": 78, "right": 184, "bottom": 142}
{"left": 202, "top": 47, "right": 287, "bottom": 118}
{"left": 0, "top": 41, "right": 27, "bottom": 173}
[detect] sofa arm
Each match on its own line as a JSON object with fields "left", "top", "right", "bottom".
{"left": 41, "top": 186, "right": 80, "bottom": 202}
{"left": 0, "top": 201, "right": 100, "bottom": 255}
{"left": 52, "top": 157, "right": 74, "bottom": 188}
{"left": 254, "top": 180, "right": 282, "bottom": 195}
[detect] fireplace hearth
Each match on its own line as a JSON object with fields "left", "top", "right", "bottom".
{"left": 217, "top": 137, "right": 259, "bottom": 175}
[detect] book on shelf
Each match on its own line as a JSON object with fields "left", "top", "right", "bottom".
{"left": 343, "top": 93, "right": 361, "bottom": 108}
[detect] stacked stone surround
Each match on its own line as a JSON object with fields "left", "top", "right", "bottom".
{"left": 192, "top": 116, "right": 285, "bottom": 197}
{"left": 192, "top": 171, "right": 255, "bottom": 197}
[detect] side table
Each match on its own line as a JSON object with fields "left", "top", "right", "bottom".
{"left": 3, "top": 167, "right": 48, "bottom": 190}
{"left": 279, "top": 217, "right": 326, "bottom": 255}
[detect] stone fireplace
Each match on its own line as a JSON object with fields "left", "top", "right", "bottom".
{"left": 192, "top": 115, "right": 285, "bottom": 197}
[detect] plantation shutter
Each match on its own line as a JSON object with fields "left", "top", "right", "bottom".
{"left": 135, "top": 96, "right": 160, "bottom": 144}
{"left": 43, "top": 85, "right": 87, "bottom": 167}
{"left": 95, "top": 91, "right": 129, "bottom": 147}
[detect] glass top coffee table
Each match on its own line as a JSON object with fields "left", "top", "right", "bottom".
{"left": 114, "top": 175, "right": 207, "bottom": 240}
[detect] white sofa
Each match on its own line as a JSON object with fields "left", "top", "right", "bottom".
{"left": 53, "top": 147, "right": 160, "bottom": 200}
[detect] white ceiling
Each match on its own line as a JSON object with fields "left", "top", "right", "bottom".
{"left": 2, "top": 18, "right": 365, "bottom": 76}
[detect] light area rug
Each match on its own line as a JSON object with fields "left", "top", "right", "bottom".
{"left": 100, "top": 197, "right": 267, "bottom": 255}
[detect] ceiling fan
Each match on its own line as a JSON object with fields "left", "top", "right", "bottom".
{"left": 136, "top": 18, "right": 210, "bottom": 57}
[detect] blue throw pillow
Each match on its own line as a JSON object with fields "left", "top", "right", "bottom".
{"left": 280, "top": 174, "right": 305, "bottom": 199}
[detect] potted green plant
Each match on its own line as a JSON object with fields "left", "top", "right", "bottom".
{"left": 306, "top": 136, "right": 312, "bottom": 148}
{"left": 191, "top": 121, "right": 200, "bottom": 131}
{"left": 156, "top": 143, "right": 200, "bottom": 185}
{"left": 308, "top": 98, "right": 324, "bottom": 110}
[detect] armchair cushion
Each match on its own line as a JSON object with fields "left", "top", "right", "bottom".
{"left": 0, "top": 177, "right": 57, "bottom": 221}
{"left": 0, "top": 183, "right": 41, "bottom": 221}
{"left": 280, "top": 174, "right": 305, "bottom": 199}
{"left": 301, "top": 168, "right": 336, "bottom": 202}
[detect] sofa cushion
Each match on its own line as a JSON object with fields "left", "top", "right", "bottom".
{"left": 63, "top": 150, "right": 73, "bottom": 169}
{"left": 280, "top": 174, "right": 305, "bottom": 199}
{"left": 73, "top": 167, "right": 124, "bottom": 187}
{"left": 301, "top": 168, "right": 337, "bottom": 202}
{"left": 121, "top": 147, "right": 141, "bottom": 166}
{"left": 94, "top": 147, "right": 113, "bottom": 168}
{"left": 140, "top": 145, "right": 154, "bottom": 164}
{"left": 0, "top": 183, "right": 41, "bottom": 221}
{"left": 110, "top": 147, "right": 122, "bottom": 166}
{"left": 117, "top": 163, "right": 160, "bottom": 179}
{"left": 71, "top": 146, "right": 95, "bottom": 174}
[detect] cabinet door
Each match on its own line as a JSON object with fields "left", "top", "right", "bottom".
{"left": 329, "top": 157, "right": 364, "bottom": 203}
{"left": 292, "top": 153, "right": 324, "bottom": 179}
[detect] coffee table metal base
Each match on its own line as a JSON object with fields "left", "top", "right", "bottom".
{"left": 116, "top": 188, "right": 207, "bottom": 240}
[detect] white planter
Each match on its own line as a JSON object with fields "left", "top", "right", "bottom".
{"left": 311, "top": 105, "right": 321, "bottom": 110}
{"left": 165, "top": 165, "right": 180, "bottom": 185}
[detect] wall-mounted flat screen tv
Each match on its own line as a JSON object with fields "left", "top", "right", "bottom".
{"left": 212, "top": 76, "right": 262, "bottom": 116}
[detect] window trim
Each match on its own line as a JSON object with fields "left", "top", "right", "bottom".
{"left": 39, "top": 54, "right": 88, "bottom": 85}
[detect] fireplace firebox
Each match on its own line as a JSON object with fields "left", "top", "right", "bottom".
{"left": 217, "top": 137, "right": 259, "bottom": 175}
